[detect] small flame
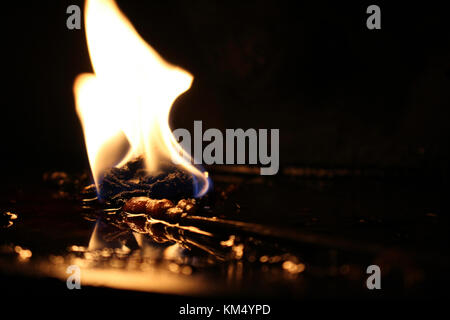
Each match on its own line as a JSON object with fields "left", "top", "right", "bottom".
{"left": 74, "top": 0, "right": 209, "bottom": 197}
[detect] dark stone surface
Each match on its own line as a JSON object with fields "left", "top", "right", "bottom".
{"left": 0, "top": 169, "right": 448, "bottom": 299}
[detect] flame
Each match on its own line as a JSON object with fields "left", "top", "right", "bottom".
{"left": 73, "top": 0, "right": 209, "bottom": 197}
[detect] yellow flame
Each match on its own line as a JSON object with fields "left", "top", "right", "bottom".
{"left": 73, "top": 0, "right": 209, "bottom": 196}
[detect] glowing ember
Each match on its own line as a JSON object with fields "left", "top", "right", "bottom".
{"left": 73, "top": 0, "right": 209, "bottom": 197}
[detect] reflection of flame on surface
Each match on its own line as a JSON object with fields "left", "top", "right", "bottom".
{"left": 73, "top": 0, "right": 209, "bottom": 196}
{"left": 14, "top": 245, "right": 32, "bottom": 261}
{"left": 88, "top": 220, "right": 125, "bottom": 251}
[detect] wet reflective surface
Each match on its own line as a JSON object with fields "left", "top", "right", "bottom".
{"left": 1, "top": 169, "right": 449, "bottom": 298}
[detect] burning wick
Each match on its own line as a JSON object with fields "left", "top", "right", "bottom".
{"left": 73, "top": 0, "right": 210, "bottom": 198}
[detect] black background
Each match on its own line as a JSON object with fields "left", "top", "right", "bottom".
{"left": 3, "top": 0, "right": 450, "bottom": 183}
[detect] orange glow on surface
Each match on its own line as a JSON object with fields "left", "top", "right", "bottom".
{"left": 74, "top": 0, "right": 209, "bottom": 196}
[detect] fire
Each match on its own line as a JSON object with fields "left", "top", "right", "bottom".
{"left": 73, "top": 0, "right": 209, "bottom": 196}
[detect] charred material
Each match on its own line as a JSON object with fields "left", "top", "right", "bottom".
{"left": 98, "top": 157, "right": 195, "bottom": 203}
